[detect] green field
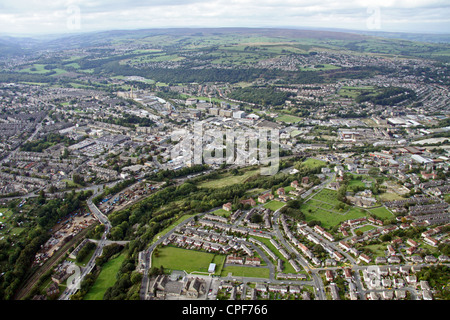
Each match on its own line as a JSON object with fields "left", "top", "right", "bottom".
{"left": 84, "top": 253, "right": 126, "bottom": 300}
{"left": 251, "top": 236, "right": 297, "bottom": 274}
{"left": 301, "top": 188, "right": 367, "bottom": 228}
{"left": 212, "top": 208, "right": 231, "bottom": 217}
{"left": 338, "top": 86, "right": 377, "bottom": 99}
{"left": 347, "top": 174, "right": 375, "bottom": 190}
{"left": 367, "top": 206, "right": 394, "bottom": 219}
{"left": 221, "top": 265, "right": 270, "bottom": 278}
{"left": 152, "top": 246, "right": 225, "bottom": 275}
{"left": 123, "top": 53, "right": 185, "bottom": 66}
{"left": 19, "top": 64, "right": 67, "bottom": 76}
{"left": 299, "top": 64, "right": 340, "bottom": 71}
{"left": 263, "top": 200, "right": 285, "bottom": 211}
{"left": 276, "top": 114, "right": 302, "bottom": 124}
{"left": 355, "top": 225, "right": 376, "bottom": 233}
{"left": 198, "top": 169, "right": 260, "bottom": 189}
{"left": 378, "top": 192, "right": 405, "bottom": 202}
{"left": 19, "top": 64, "right": 51, "bottom": 74}
{"left": 299, "top": 158, "right": 327, "bottom": 170}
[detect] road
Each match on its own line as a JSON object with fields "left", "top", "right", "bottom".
{"left": 139, "top": 210, "right": 210, "bottom": 300}
{"left": 58, "top": 184, "right": 114, "bottom": 300}
{"left": 139, "top": 173, "right": 337, "bottom": 300}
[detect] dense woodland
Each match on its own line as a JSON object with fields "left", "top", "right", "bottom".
{"left": 0, "top": 190, "right": 92, "bottom": 299}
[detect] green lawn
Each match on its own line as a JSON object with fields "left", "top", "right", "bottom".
{"left": 299, "top": 64, "right": 340, "bottom": 71}
{"left": 19, "top": 64, "right": 67, "bottom": 76}
{"left": 212, "top": 208, "right": 231, "bottom": 217}
{"left": 378, "top": 192, "right": 405, "bottom": 202}
{"left": 368, "top": 206, "right": 394, "bottom": 219}
{"left": 198, "top": 169, "right": 260, "bottom": 189}
{"left": 338, "top": 86, "right": 376, "bottom": 99}
{"left": 19, "top": 64, "right": 51, "bottom": 74}
{"left": 301, "top": 189, "right": 367, "bottom": 228}
{"left": 276, "top": 114, "right": 302, "bottom": 124}
{"left": 152, "top": 246, "right": 225, "bottom": 275}
{"left": 355, "top": 225, "right": 376, "bottom": 233}
{"left": 263, "top": 200, "right": 285, "bottom": 211}
{"left": 220, "top": 265, "right": 270, "bottom": 278}
{"left": 299, "top": 158, "right": 327, "bottom": 170}
{"left": 84, "top": 253, "right": 125, "bottom": 300}
{"left": 250, "top": 236, "right": 296, "bottom": 274}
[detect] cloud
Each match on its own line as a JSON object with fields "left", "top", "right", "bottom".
{"left": 0, "top": 0, "right": 449, "bottom": 35}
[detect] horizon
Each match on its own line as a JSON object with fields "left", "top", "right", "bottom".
{"left": 3, "top": 25, "right": 450, "bottom": 40}
{"left": 0, "top": 1, "right": 449, "bottom": 37}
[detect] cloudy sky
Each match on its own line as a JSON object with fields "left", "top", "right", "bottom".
{"left": 1, "top": 0, "right": 449, "bottom": 36}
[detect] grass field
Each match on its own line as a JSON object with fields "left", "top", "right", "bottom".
{"left": 251, "top": 236, "right": 296, "bottom": 274}
{"left": 338, "top": 86, "right": 377, "bottom": 99}
{"left": 19, "top": 64, "right": 67, "bottom": 76}
{"left": 299, "top": 158, "right": 327, "bottom": 170}
{"left": 378, "top": 192, "right": 405, "bottom": 202}
{"left": 367, "top": 206, "right": 394, "bottom": 219}
{"left": 84, "top": 253, "right": 125, "bottom": 300}
{"left": 263, "top": 200, "right": 285, "bottom": 211}
{"left": 220, "top": 265, "right": 270, "bottom": 278}
{"left": 301, "top": 188, "right": 367, "bottom": 228}
{"left": 298, "top": 64, "right": 341, "bottom": 71}
{"left": 276, "top": 114, "right": 302, "bottom": 124}
{"left": 152, "top": 246, "right": 225, "bottom": 275}
{"left": 355, "top": 225, "right": 376, "bottom": 233}
{"left": 212, "top": 208, "right": 231, "bottom": 217}
{"left": 198, "top": 169, "right": 260, "bottom": 189}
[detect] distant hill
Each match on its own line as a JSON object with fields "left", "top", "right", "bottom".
{"left": 2, "top": 27, "right": 450, "bottom": 62}
{"left": 0, "top": 37, "right": 25, "bottom": 57}
{"left": 343, "top": 30, "right": 450, "bottom": 44}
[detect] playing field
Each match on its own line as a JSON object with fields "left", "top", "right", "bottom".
{"left": 276, "top": 114, "right": 302, "bottom": 124}
{"left": 263, "top": 200, "right": 285, "bottom": 211}
{"left": 367, "top": 206, "right": 394, "bottom": 219}
{"left": 301, "top": 188, "right": 367, "bottom": 228}
{"left": 220, "top": 265, "right": 270, "bottom": 278}
{"left": 151, "top": 246, "right": 225, "bottom": 275}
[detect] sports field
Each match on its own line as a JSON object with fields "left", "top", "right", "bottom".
{"left": 263, "top": 200, "right": 285, "bottom": 211}
{"left": 151, "top": 246, "right": 225, "bottom": 275}
{"left": 220, "top": 265, "right": 270, "bottom": 278}
{"left": 300, "top": 188, "right": 367, "bottom": 228}
{"left": 276, "top": 114, "right": 302, "bottom": 124}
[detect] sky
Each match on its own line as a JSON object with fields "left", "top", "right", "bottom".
{"left": 0, "top": 0, "right": 449, "bottom": 36}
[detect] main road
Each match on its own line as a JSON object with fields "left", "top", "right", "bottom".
{"left": 58, "top": 184, "right": 114, "bottom": 300}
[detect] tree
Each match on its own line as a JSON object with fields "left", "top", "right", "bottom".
{"left": 73, "top": 174, "right": 85, "bottom": 186}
